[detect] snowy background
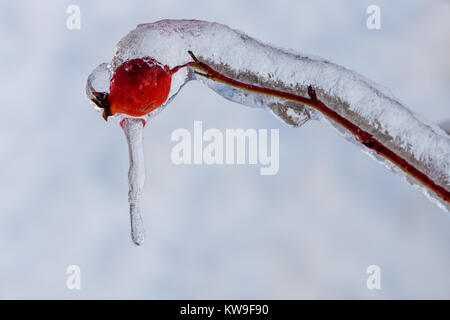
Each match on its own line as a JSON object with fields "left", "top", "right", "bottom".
{"left": 1, "top": 0, "right": 449, "bottom": 299}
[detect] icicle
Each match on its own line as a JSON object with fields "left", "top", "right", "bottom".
{"left": 121, "top": 117, "right": 146, "bottom": 245}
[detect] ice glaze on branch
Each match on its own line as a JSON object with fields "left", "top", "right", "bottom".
{"left": 88, "top": 19, "right": 450, "bottom": 212}
{"left": 185, "top": 50, "right": 450, "bottom": 206}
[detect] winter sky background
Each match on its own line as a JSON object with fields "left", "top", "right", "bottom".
{"left": 0, "top": 0, "right": 449, "bottom": 299}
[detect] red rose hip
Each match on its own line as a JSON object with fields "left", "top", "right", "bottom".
{"left": 108, "top": 57, "right": 172, "bottom": 117}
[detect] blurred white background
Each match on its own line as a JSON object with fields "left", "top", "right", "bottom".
{"left": 0, "top": 0, "right": 449, "bottom": 299}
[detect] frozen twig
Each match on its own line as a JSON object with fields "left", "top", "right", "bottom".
{"left": 87, "top": 19, "right": 450, "bottom": 235}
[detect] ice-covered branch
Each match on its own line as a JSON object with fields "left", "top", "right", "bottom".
{"left": 87, "top": 19, "right": 449, "bottom": 241}
{"left": 110, "top": 20, "right": 449, "bottom": 211}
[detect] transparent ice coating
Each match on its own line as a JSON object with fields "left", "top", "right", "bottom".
{"left": 87, "top": 19, "right": 449, "bottom": 213}
{"left": 121, "top": 118, "right": 146, "bottom": 245}
{"left": 86, "top": 63, "right": 111, "bottom": 111}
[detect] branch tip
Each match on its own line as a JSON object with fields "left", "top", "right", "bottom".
{"left": 307, "top": 85, "right": 317, "bottom": 101}
{"left": 188, "top": 50, "right": 199, "bottom": 63}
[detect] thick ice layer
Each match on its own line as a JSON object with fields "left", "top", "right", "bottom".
{"left": 87, "top": 19, "right": 450, "bottom": 214}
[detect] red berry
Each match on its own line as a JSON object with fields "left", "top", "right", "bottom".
{"left": 109, "top": 57, "right": 172, "bottom": 117}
